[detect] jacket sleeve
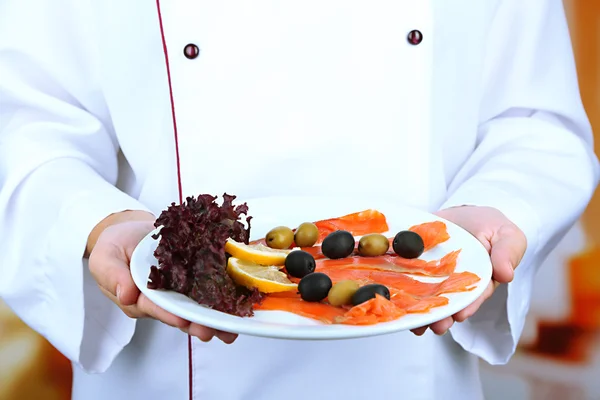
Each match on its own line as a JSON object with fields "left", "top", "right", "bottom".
{"left": 444, "top": 0, "right": 599, "bottom": 364}
{"left": 0, "top": 1, "right": 151, "bottom": 372}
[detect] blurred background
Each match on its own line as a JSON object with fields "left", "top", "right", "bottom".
{"left": 481, "top": 1, "right": 600, "bottom": 399}
{"left": 0, "top": 1, "right": 599, "bottom": 399}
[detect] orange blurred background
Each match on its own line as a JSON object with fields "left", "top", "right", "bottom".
{"left": 0, "top": 2, "right": 598, "bottom": 399}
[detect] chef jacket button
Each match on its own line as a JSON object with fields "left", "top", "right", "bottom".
{"left": 407, "top": 30, "right": 423, "bottom": 45}
{"left": 183, "top": 43, "right": 200, "bottom": 59}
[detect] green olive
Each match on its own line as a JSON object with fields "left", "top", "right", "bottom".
{"left": 265, "top": 226, "right": 294, "bottom": 249}
{"left": 357, "top": 234, "right": 390, "bottom": 257}
{"left": 294, "top": 222, "right": 319, "bottom": 247}
{"left": 327, "top": 280, "right": 360, "bottom": 307}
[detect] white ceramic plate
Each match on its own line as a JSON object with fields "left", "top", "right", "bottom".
{"left": 131, "top": 196, "right": 492, "bottom": 340}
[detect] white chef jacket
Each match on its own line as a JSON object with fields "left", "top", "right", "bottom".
{"left": 0, "top": 1, "right": 598, "bottom": 399}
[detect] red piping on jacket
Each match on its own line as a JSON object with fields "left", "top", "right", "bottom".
{"left": 155, "top": 2, "right": 193, "bottom": 399}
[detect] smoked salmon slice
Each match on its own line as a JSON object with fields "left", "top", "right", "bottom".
{"left": 255, "top": 292, "right": 347, "bottom": 324}
{"left": 334, "top": 294, "right": 407, "bottom": 325}
{"left": 252, "top": 210, "right": 449, "bottom": 262}
{"left": 319, "top": 269, "right": 480, "bottom": 297}
{"left": 313, "top": 209, "right": 389, "bottom": 243}
{"left": 391, "top": 291, "right": 450, "bottom": 313}
{"left": 315, "top": 250, "right": 461, "bottom": 277}
{"left": 250, "top": 209, "right": 389, "bottom": 247}
{"left": 256, "top": 290, "right": 449, "bottom": 325}
{"left": 255, "top": 270, "right": 479, "bottom": 325}
{"left": 382, "top": 220, "right": 450, "bottom": 253}
{"left": 302, "top": 220, "right": 451, "bottom": 260}
{"left": 408, "top": 221, "right": 450, "bottom": 251}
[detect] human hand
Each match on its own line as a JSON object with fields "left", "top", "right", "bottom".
{"left": 411, "top": 206, "right": 527, "bottom": 336}
{"left": 88, "top": 211, "right": 238, "bottom": 344}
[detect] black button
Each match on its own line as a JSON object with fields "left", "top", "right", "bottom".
{"left": 183, "top": 43, "right": 200, "bottom": 59}
{"left": 407, "top": 30, "right": 423, "bottom": 45}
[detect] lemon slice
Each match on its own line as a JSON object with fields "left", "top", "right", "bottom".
{"left": 224, "top": 238, "right": 293, "bottom": 266}
{"left": 227, "top": 258, "right": 297, "bottom": 293}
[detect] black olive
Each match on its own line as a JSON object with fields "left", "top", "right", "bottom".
{"left": 392, "top": 231, "right": 424, "bottom": 259}
{"left": 285, "top": 250, "right": 316, "bottom": 278}
{"left": 298, "top": 273, "right": 332, "bottom": 302}
{"left": 321, "top": 230, "right": 355, "bottom": 259}
{"left": 351, "top": 284, "right": 391, "bottom": 306}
